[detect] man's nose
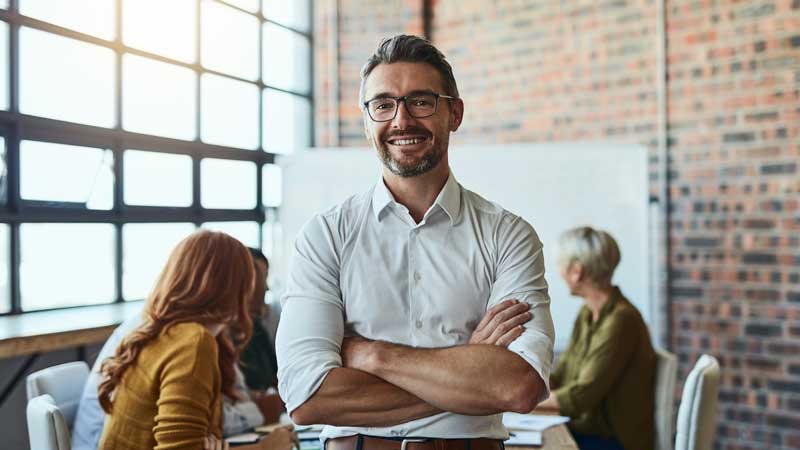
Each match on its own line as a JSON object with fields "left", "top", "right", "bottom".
{"left": 391, "top": 100, "right": 415, "bottom": 128}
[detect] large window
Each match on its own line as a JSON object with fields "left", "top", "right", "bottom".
{"left": 0, "top": 1, "right": 311, "bottom": 313}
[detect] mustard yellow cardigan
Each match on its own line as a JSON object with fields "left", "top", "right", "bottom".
{"left": 98, "top": 322, "right": 223, "bottom": 450}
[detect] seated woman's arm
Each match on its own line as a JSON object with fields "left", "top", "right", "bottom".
{"left": 154, "top": 329, "right": 222, "bottom": 449}
{"left": 551, "top": 311, "right": 638, "bottom": 417}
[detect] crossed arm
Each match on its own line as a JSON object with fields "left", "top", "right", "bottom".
{"left": 290, "top": 300, "right": 545, "bottom": 426}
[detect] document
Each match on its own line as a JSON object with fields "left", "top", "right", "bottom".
{"left": 225, "top": 432, "right": 261, "bottom": 445}
{"left": 505, "top": 431, "right": 543, "bottom": 446}
{"left": 503, "top": 413, "right": 570, "bottom": 431}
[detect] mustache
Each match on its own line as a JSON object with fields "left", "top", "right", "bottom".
{"left": 383, "top": 127, "right": 431, "bottom": 139}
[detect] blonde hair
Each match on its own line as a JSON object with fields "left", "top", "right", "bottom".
{"left": 98, "top": 230, "right": 254, "bottom": 413}
{"left": 557, "top": 226, "right": 621, "bottom": 286}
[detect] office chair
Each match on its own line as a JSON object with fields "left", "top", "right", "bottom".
{"left": 654, "top": 349, "right": 677, "bottom": 450}
{"left": 27, "top": 394, "right": 72, "bottom": 450}
{"left": 674, "top": 354, "right": 720, "bottom": 450}
{"left": 26, "top": 360, "right": 91, "bottom": 449}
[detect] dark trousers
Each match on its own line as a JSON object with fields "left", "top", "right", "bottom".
{"left": 570, "top": 432, "right": 624, "bottom": 450}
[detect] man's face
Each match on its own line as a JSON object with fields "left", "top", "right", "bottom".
{"left": 362, "top": 62, "right": 463, "bottom": 177}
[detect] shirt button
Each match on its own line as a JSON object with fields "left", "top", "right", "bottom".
{"left": 415, "top": 320, "right": 423, "bottom": 329}
{"left": 414, "top": 272, "right": 421, "bottom": 281}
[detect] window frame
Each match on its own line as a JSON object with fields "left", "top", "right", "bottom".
{"left": 0, "top": 0, "right": 313, "bottom": 315}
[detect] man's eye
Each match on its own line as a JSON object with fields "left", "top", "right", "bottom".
{"left": 373, "top": 102, "right": 393, "bottom": 110}
{"left": 410, "top": 98, "right": 434, "bottom": 108}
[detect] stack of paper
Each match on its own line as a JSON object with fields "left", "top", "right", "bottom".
{"left": 503, "top": 413, "right": 570, "bottom": 431}
{"left": 505, "top": 431, "right": 543, "bottom": 446}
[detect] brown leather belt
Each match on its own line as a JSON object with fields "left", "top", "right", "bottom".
{"left": 326, "top": 435, "right": 503, "bottom": 450}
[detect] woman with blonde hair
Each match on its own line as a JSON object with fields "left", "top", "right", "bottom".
{"left": 97, "top": 230, "right": 295, "bottom": 450}
{"left": 538, "top": 226, "right": 656, "bottom": 450}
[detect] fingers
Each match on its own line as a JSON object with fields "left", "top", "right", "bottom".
{"left": 474, "top": 299, "right": 518, "bottom": 333}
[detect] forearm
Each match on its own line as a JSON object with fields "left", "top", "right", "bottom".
{"left": 364, "top": 343, "right": 544, "bottom": 415}
{"left": 290, "top": 367, "right": 441, "bottom": 426}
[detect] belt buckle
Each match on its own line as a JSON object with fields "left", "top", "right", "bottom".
{"left": 400, "top": 438, "right": 428, "bottom": 450}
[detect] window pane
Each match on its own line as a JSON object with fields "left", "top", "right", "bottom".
{"left": 0, "top": 137, "right": 6, "bottom": 205}
{"left": 122, "top": 0, "right": 196, "bottom": 63}
{"left": 123, "top": 54, "right": 197, "bottom": 140}
{"left": 123, "top": 223, "right": 195, "bottom": 300}
{"left": 0, "top": 1, "right": 7, "bottom": 9}
{"left": 0, "top": 224, "right": 8, "bottom": 313}
{"left": 262, "top": 89, "right": 310, "bottom": 154}
{"left": 222, "top": 0, "right": 258, "bottom": 13}
{"left": 21, "top": 223, "right": 115, "bottom": 310}
{"left": 21, "top": 140, "right": 114, "bottom": 209}
{"left": 263, "top": 0, "right": 310, "bottom": 32}
{"left": 201, "top": 74, "right": 259, "bottom": 149}
{"left": 262, "top": 24, "right": 310, "bottom": 94}
{"left": 202, "top": 221, "right": 259, "bottom": 247}
{"left": 200, "top": 158, "right": 256, "bottom": 209}
{"left": 262, "top": 163, "right": 281, "bottom": 207}
{"left": 0, "top": 21, "right": 8, "bottom": 110}
{"left": 20, "top": 27, "right": 115, "bottom": 128}
{"left": 20, "top": 0, "right": 115, "bottom": 40}
{"left": 202, "top": 0, "right": 259, "bottom": 81}
{"left": 124, "top": 150, "right": 192, "bottom": 207}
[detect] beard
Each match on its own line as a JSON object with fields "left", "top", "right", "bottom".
{"left": 374, "top": 127, "right": 447, "bottom": 178}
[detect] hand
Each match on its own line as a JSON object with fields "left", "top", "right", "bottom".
{"left": 469, "top": 299, "right": 531, "bottom": 346}
{"left": 258, "top": 425, "right": 299, "bottom": 450}
{"left": 204, "top": 434, "right": 229, "bottom": 450}
{"left": 340, "top": 335, "right": 375, "bottom": 371}
{"left": 252, "top": 390, "right": 286, "bottom": 424}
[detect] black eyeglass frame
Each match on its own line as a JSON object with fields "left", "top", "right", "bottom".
{"left": 362, "top": 93, "right": 457, "bottom": 122}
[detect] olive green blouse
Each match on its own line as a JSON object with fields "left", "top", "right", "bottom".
{"left": 551, "top": 287, "right": 656, "bottom": 450}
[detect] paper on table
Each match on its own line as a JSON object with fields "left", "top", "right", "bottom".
{"left": 505, "top": 431, "right": 543, "bottom": 446}
{"left": 225, "top": 432, "right": 261, "bottom": 444}
{"left": 298, "top": 430, "right": 321, "bottom": 440}
{"left": 503, "top": 413, "right": 570, "bottom": 431}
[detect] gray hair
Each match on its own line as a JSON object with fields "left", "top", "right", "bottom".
{"left": 359, "top": 34, "right": 460, "bottom": 104}
{"left": 557, "top": 226, "right": 621, "bottom": 286}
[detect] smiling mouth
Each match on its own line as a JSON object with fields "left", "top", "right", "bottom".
{"left": 386, "top": 136, "right": 429, "bottom": 146}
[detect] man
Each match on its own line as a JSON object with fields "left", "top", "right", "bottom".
{"left": 276, "top": 35, "right": 555, "bottom": 448}
{"left": 239, "top": 248, "right": 285, "bottom": 424}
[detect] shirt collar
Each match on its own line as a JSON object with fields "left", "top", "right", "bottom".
{"left": 371, "top": 172, "right": 462, "bottom": 225}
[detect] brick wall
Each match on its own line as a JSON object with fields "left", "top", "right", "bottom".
{"left": 313, "top": 1, "right": 800, "bottom": 449}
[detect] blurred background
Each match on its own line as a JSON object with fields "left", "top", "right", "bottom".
{"left": 0, "top": 1, "right": 798, "bottom": 449}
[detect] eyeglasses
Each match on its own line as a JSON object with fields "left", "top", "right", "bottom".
{"left": 362, "top": 92, "right": 456, "bottom": 122}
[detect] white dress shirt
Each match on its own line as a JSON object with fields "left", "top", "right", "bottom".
{"left": 276, "top": 173, "right": 555, "bottom": 440}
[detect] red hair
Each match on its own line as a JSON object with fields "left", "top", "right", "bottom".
{"left": 98, "top": 230, "right": 254, "bottom": 413}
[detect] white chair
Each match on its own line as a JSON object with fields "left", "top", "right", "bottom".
{"left": 674, "top": 354, "right": 720, "bottom": 450}
{"left": 26, "top": 361, "right": 90, "bottom": 450}
{"left": 27, "top": 394, "right": 72, "bottom": 450}
{"left": 654, "top": 349, "right": 677, "bottom": 450}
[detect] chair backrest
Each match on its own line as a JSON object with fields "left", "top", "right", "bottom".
{"left": 675, "top": 354, "right": 720, "bottom": 450}
{"left": 27, "top": 394, "right": 71, "bottom": 450}
{"left": 26, "top": 361, "right": 90, "bottom": 429}
{"left": 654, "top": 349, "right": 678, "bottom": 450}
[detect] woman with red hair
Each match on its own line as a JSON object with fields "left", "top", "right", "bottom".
{"left": 97, "top": 230, "right": 295, "bottom": 450}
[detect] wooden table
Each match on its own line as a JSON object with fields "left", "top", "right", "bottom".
{"left": 0, "top": 301, "right": 143, "bottom": 359}
{"left": 506, "top": 411, "right": 578, "bottom": 450}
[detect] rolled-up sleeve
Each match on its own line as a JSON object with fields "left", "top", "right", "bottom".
{"left": 276, "top": 214, "right": 345, "bottom": 415}
{"left": 488, "top": 215, "right": 555, "bottom": 403}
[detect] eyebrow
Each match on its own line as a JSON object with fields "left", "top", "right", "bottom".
{"left": 366, "top": 89, "right": 438, "bottom": 101}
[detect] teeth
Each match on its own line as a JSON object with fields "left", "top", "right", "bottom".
{"left": 391, "top": 138, "right": 424, "bottom": 145}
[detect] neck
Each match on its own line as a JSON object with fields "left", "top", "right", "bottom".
{"left": 383, "top": 161, "right": 450, "bottom": 223}
{"left": 582, "top": 283, "right": 614, "bottom": 322}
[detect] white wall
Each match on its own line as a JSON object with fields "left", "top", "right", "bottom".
{"left": 277, "top": 143, "right": 652, "bottom": 351}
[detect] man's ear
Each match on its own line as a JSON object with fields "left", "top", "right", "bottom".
{"left": 449, "top": 98, "right": 464, "bottom": 132}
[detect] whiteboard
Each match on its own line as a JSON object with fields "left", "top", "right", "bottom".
{"left": 276, "top": 143, "right": 651, "bottom": 351}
